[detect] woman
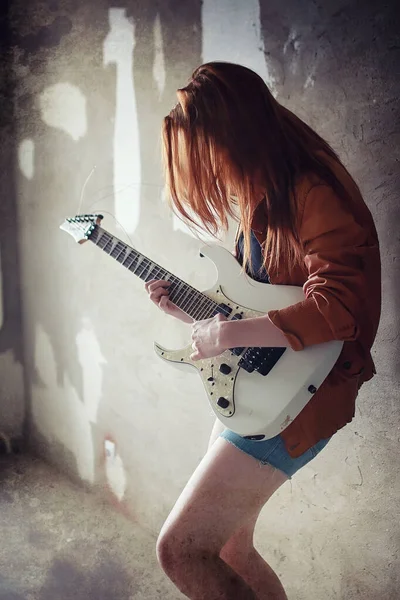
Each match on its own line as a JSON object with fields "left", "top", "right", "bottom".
{"left": 145, "top": 62, "right": 381, "bottom": 600}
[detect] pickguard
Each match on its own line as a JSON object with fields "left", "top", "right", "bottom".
{"left": 154, "top": 285, "right": 265, "bottom": 418}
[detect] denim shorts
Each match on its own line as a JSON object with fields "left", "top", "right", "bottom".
{"left": 220, "top": 429, "right": 331, "bottom": 478}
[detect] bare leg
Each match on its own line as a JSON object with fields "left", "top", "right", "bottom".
{"left": 207, "top": 417, "right": 225, "bottom": 451}
{"left": 156, "top": 434, "right": 288, "bottom": 600}
{"left": 220, "top": 513, "right": 288, "bottom": 600}
{"left": 208, "top": 419, "right": 288, "bottom": 598}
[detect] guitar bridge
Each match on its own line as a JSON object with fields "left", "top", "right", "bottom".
{"left": 238, "top": 347, "right": 286, "bottom": 376}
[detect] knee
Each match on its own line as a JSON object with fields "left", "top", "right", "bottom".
{"left": 156, "top": 531, "right": 191, "bottom": 577}
{"left": 156, "top": 531, "right": 214, "bottom": 579}
{"left": 156, "top": 532, "right": 178, "bottom": 575}
{"left": 220, "top": 540, "right": 256, "bottom": 569}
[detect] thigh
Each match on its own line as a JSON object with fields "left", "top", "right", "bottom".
{"left": 207, "top": 417, "right": 225, "bottom": 451}
{"left": 158, "top": 436, "right": 288, "bottom": 554}
{"left": 219, "top": 510, "right": 260, "bottom": 562}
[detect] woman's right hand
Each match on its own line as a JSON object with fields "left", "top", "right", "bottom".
{"left": 144, "top": 280, "right": 194, "bottom": 324}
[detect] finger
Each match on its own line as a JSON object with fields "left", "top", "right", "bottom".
{"left": 144, "top": 278, "right": 155, "bottom": 292}
{"left": 190, "top": 350, "right": 201, "bottom": 361}
{"left": 149, "top": 289, "right": 169, "bottom": 305}
{"left": 147, "top": 280, "right": 171, "bottom": 295}
{"left": 192, "top": 319, "right": 205, "bottom": 330}
{"left": 145, "top": 280, "right": 171, "bottom": 294}
{"left": 159, "top": 295, "right": 173, "bottom": 312}
{"left": 215, "top": 313, "right": 227, "bottom": 321}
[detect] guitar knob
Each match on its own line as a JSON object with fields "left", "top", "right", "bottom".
{"left": 217, "top": 397, "right": 230, "bottom": 409}
{"left": 219, "top": 363, "right": 232, "bottom": 375}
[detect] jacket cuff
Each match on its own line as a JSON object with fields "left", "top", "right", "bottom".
{"left": 268, "top": 297, "right": 338, "bottom": 351}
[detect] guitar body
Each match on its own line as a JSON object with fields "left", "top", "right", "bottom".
{"left": 60, "top": 214, "right": 343, "bottom": 441}
{"left": 154, "top": 244, "right": 343, "bottom": 440}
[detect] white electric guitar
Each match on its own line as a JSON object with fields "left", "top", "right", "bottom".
{"left": 60, "top": 214, "right": 343, "bottom": 440}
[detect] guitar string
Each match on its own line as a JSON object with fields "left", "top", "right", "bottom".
{"left": 75, "top": 167, "right": 231, "bottom": 320}
{"left": 88, "top": 224, "right": 232, "bottom": 321}
{"left": 98, "top": 232, "right": 228, "bottom": 321}
{"left": 75, "top": 168, "right": 220, "bottom": 319}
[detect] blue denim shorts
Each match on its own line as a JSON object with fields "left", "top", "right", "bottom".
{"left": 220, "top": 429, "right": 331, "bottom": 478}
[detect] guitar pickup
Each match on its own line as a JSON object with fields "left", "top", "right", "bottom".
{"left": 213, "top": 303, "right": 232, "bottom": 317}
{"left": 238, "top": 347, "right": 286, "bottom": 376}
{"left": 238, "top": 356, "right": 255, "bottom": 372}
{"left": 231, "top": 347, "right": 245, "bottom": 356}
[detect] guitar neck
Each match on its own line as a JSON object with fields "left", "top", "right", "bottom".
{"left": 90, "top": 225, "right": 218, "bottom": 321}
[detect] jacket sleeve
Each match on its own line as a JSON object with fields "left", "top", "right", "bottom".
{"left": 268, "top": 184, "right": 368, "bottom": 351}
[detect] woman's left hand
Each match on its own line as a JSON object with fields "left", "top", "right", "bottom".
{"left": 190, "top": 313, "right": 228, "bottom": 361}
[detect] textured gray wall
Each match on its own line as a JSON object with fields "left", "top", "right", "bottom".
{"left": 0, "top": 2, "right": 25, "bottom": 445}
{"left": 3, "top": 0, "right": 400, "bottom": 598}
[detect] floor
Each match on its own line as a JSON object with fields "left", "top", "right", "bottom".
{"left": 0, "top": 453, "right": 182, "bottom": 600}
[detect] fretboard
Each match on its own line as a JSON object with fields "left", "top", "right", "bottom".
{"left": 90, "top": 225, "right": 222, "bottom": 321}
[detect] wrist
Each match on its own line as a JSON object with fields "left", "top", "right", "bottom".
{"left": 180, "top": 311, "right": 194, "bottom": 324}
{"left": 218, "top": 314, "right": 289, "bottom": 350}
{"left": 219, "top": 319, "right": 237, "bottom": 349}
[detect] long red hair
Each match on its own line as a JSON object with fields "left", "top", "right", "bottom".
{"left": 162, "top": 61, "right": 349, "bottom": 274}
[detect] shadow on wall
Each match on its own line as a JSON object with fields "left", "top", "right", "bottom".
{"left": 9, "top": 1, "right": 116, "bottom": 482}
{"left": 0, "top": 1, "right": 25, "bottom": 440}
{"left": 11, "top": 0, "right": 203, "bottom": 484}
{"left": 91, "top": 0, "right": 204, "bottom": 502}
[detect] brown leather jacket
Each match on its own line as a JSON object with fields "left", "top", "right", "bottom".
{"left": 250, "top": 160, "right": 381, "bottom": 458}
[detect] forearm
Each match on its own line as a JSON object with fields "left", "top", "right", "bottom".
{"left": 219, "top": 314, "right": 290, "bottom": 350}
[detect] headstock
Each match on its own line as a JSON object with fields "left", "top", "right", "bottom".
{"left": 59, "top": 213, "right": 103, "bottom": 244}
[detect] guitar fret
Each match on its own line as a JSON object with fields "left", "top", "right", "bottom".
{"left": 132, "top": 255, "right": 145, "bottom": 275}
{"left": 89, "top": 225, "right": 222, "bottom": 321}
{"left": 115, "top": 245, "right": 127, "bottom": 261}
{"left": 113, "top": 242, "right": 124, "bottom": 258}
{"left": 117, "top": 249, "right": 127, "bottom": 263}
{"left": 96, "top": 233, "right": 109, "bottom": 249}
{"left": 136, "top": 261, "right": 149, "bottom": 279}
{"left": 192, "top": 298, "right": 207, "bottom": 321}
{"left": 128, "top": 254, "right": 139, "bottom": 271}
{"left": 173, "top": 283, "right": 191, "bottom": 305}
{"left": 180, "top": 292, "right": 198, "bottom": 314}
{"left": 123, "top": 251, "right": 136, "bottom": 269}
{"left": 156, "top": 267, "right": 169, "bottom": 280}
{"left": 186, "top": 295, "right": 205, "bottom": 319}
{"left": 143, "top": 261, "right": 156, "bottom": 282}
{"left": 169, "top": 281, "right": 189, "bottom": 306}
{"left": 104, "top": 238, "right": 114, "bottom": 253}
{"left": 110, "top": 243, "right": 120, "bottom": 258}
{"left": 198, "top": 303, "right": 212, "bottom": 321}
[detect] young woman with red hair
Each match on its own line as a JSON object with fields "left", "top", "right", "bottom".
{"left": 145, "top": 62, "right": 381, "bottom": 600}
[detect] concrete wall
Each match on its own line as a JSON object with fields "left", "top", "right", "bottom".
{"left": 0, "top": 2, "right": 25, "bottom": 445}
{"left": 8, "top": 0, "right": 400, "bottom": 598}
